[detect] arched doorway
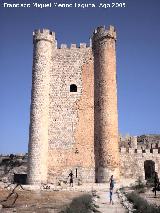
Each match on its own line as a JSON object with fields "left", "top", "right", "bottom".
{"left": 144, "top": 160, "right": 155, "bottom": 180}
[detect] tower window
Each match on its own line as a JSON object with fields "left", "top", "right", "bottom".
{"left": 76, "top": 168, "right": 78, "bottom": 178}
{"left": 70, "top": 84, "right": 77, "bottom": 92}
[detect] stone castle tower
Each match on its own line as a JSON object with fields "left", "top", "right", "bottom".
{"left": 27, "top": 25, "right": 120, "bottom": 185}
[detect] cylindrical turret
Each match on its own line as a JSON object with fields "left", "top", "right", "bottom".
{"left": 92, "top": 26, "right": 120, "bottom": 182}
{"left": 27, "top": 29, "right": 56, "bottom": 185}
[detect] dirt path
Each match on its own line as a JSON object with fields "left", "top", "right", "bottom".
{"left": 95, "top": 191, "right": 127, "bottom": 213}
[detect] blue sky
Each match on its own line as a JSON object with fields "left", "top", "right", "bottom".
{"left": 0, "top": 0, "right": 160, "bottom": 154}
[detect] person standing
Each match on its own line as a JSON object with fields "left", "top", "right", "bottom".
{"left": 109, "top": 175, "right": 115, "bottom": 204}
{"left": 154, "top": 172, "right": 159, "bottom": 197}
{"left": 68, "top": 170, "right": 74, "bottom": 187}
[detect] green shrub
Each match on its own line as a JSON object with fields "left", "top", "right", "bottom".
{"left": 126, "top": 192, "right": 160, "bottom": 213}
{"left": 61, "top": 194, "right": 100, "bottom": 213}
{"left": 137, "top": 188, "right": 146, "bottom": 193}
{"left": 131, "top": 177, "right": 146, "bottom": 192}
{"left": 146, "top": 177, "right": 155, "bottom": 187}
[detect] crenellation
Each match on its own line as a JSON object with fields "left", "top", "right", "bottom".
{"left": 60, "top": 43, "right": 67, "bottom": 49}
{"left": 96, "top": 26, "right": 105, "bottom": 34}
{"left": 57, "top": 44, "right": 91, "bottom": 51}
{"left": 137, "top": 149, "right": 143, "bottom": 154}
{"left": 120, "top": 148, "right": 127, "bottom": 153}
{"left": 71, "top": 43, "right": 76, "bottom": 48}
{"left": 33, "top": 28, "right": 56, "bottom": 45}
{"left": 120, "top": 148, "right": 160, "bottom": 156}
{"left": 92, "top": 25, "right": 116, "bottom": 45}
{"left": 89, "top": 38, "right": 92, "bottom": 47}
{"left": 145, "top": 149, "right": 151, "bottom": 154}
{"left": 106, "top": 25, "right": 117, "bottom": 40}
{"left": 80, "top": 43, "right": 87, "bottom": 48}
{"left": 153, "top": 149, "right": 159, "bottom": 154}
{"left": 108, "top": 25, "right": 115, "bottom": 32}
{"left": 42, "top": 29, "right": 50, "bottom": 33}
{"left": 128, "top": 148, "right": 135, "bottom": 154}
{"left": 54, "top": 40, "right": 58, "bottom": 49}
{"left": 33, "top": 29, "right": 40, "bottom": 34}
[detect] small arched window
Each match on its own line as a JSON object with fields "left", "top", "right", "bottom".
{"left": 70, "top": 84, "right": 77, "bottom": 92}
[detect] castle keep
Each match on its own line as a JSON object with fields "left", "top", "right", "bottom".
{"left": 27, "top": 26, "right": 160, "bottom": 185}
{"left": 27, "top": 25, "right": 119, "bottom": 185}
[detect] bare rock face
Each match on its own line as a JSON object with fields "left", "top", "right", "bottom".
{"left": 0, "top": 154, "right": 27, "bottom": 183}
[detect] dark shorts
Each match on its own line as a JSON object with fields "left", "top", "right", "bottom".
{"left": 70, "top": 179, "right": 73, "bottom": 184}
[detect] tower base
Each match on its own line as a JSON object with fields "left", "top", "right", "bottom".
{"left": 97, "top": 167, "right": 120, "bottom": 183}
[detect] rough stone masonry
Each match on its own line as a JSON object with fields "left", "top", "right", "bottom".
{"left": 27, "top": 25, "right": 120, "bottom": 185}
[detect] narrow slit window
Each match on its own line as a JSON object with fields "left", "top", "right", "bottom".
{"left": 70, "top": 84, "right": 77, "bottom": 92}
{"left": 76, "top": 168, "right": 78, "bottom": 178}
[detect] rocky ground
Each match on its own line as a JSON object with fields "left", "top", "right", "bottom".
{"left": 0, "top": 187, "right": 87, "bottom": 213}
{"left": 0, "top": 186, "right": 128, "bottom": 213}
{"left": 0, "top": 181, "right": 132, "bottom": 213}
{"left": 120, "top": 186, "right": 160, "bottom": 212}
{"left": 140, "top": 189, "right": 160, "bottom": 206}
{"left": 0, "top": 155, "right": 160, "bottom": 212}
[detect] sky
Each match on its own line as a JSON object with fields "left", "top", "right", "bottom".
{"left": 0, "top": 0, "right": 160, "bottom": 154}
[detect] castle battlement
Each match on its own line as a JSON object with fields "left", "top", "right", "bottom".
{"left": 92, "top": 25, "right": 117, "bottom": 42}
{"left": 120, "top": 147, "right": 160, "bottom": 155}
{"left": 33, "top": 28, "right": 92, "bottom": 50}
{"left": 58, "top": 42, "right": 90, "bottom": 49}
{"left": 33, "top": 28, "right": 56, "bottom": 43}
{"left": 60, "top": 43, "right": 67, "bottom": 49}
{"left": 33, "top": 29, "right": 55, "bottom": 36}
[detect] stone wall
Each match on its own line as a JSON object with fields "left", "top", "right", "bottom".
{"left": 48, "top": 46, "right": 95, "bottom": 184}
{"left": 2, "top": 149, "right": 160, "bottom": 185}
{"left": 119, "top": 135, "right": 160, "bottom": 150}
{"left": 137, "top": 135, "right": 160, "bottom": 149}
{"left": 120, "top": 148, "right": 160, "bottom": 180}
